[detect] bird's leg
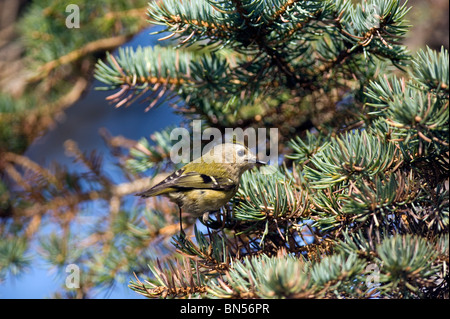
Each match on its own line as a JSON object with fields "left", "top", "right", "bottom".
{"left": 215, "top": 209, "right": 226, "bottom": 229}
{"left": 201, "top": 210, "right": 223, "bottom": 230}
{"left": 221, "top": 207, "right": 227, "bottom": 229}
{"left": 178, "top": 206, "right": 185, "bottom": 236}
{"left": 202, "top": 212, "right": 210, "bottom": 224}
{"left": 206, "top": 222, "right": 212, "bottom": 240}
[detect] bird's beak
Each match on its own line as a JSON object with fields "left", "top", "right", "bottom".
{"left": 255, "top": 159, "right": 267, "bottom": 166}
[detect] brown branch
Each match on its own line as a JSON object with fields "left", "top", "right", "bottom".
{"left": 2, "top": 152, "right": 59, "bottom": 186}
{"left": 124, "top": 75, "right": 186, "bottom": 86}
{"left": 318, "top": 10, "right": 403, "bottom": 75}
{"left": 103, "top": 7, "right": 148, "bottom": 20}
{"left": 42, "top": 77, "right": 88, "bottom": 114}
{"left": 27, "top": 34, "right": 135, "bottom": 83}
{"left": 25, "top": 5, "right": 150, "bottom": 83}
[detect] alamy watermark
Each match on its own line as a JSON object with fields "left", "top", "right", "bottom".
{"left": 65, "top": 264, "right": 80, "bottom": 289}
{"left": 169, "top": 120, "right": 279, "bottom": 170}
{"left": 363, "top": 3, "right": 381, "bottom": 30}
{"left": 65, "top": 4, "right": 80, "bottom": 29}
{"left": 364, "top": 263, "right": 380, "bottom": 290}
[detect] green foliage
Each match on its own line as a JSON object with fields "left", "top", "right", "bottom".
{"left": 366, "top": 71, "right": 448, "bottom": 150}
{"left": 119, "top": 0, "right": 448, "bottom": 300}
{"left": 20, "top": 0, "right": 148, "bottom": 65}
{"left": 126, "top": 126, "right": 179, "bottom": 173}
{"left": 286, "top": 131, "right": 330, "bottom": 164}
{"left": 412, "top": 46, "right": 449, "bottom": 94}
{"left": 39, "top": 233, "right": 79, "bottom": 267}
{"left": 0, "top": 238, "right": 32, "bottom": 281}
{"left": 303, "top": 129, "right": 399, "bottom": 188}
{"left": 0, "top": 94, "right": 33, "bottom": 153}
{"left": 234, "top": 168, "right": 299, "bottom": 221}
{"left": 94, "top": 0, "right": 413, "bottom": 117}
{"left": 0, "top": 0, "right": 150, "bottom": 154}
{"left": 376, "top": 235, "right": 440, "bottom": 296}
{"left": 132, "top": 234, "right": 443, "bottom": 298}
{"left": 1, "top": 0, "right": 448, "bottom": 299}
{"left": 207, "top": 253, "right": 311, "bottom": 298}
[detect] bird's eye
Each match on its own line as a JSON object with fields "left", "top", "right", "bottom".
{"left": 237, "top": 149, "right": 245, "bottom": 157}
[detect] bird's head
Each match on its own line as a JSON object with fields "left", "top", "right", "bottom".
{"left": 202, "top": 142, "right": 266, "bottom": 174}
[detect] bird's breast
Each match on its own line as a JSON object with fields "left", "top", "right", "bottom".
{"left": 169, "top": 188, "right": 237, "bottom": 217}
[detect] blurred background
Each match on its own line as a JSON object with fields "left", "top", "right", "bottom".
{"left": 0, "top": 0, "right": 448, "bottom": 298}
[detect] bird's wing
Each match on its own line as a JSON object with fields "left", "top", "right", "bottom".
{"left": 173, "top": 171, "right": 237, "bottom": 190}
{"left": 137, "top": 168, "right": 236, "bottom": 197}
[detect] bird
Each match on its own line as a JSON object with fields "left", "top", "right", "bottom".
{"left": 136, "top": 142, "right": 266, "bottom": 233}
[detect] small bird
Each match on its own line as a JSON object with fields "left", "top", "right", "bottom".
{"left": 136, "top": 143, "right": 266, "bottom": 233}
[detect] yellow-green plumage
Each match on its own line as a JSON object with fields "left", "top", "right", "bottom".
{"left": 137, "top": 143, "right": 265, "bottom": 221}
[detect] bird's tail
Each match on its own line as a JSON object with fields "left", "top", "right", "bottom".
{"left": 135, "top": 186, "right": 175, "bottom": 198}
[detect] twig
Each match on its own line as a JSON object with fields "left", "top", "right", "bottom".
{"left": 27, "top": 34, "right": 135, "bottom": 83}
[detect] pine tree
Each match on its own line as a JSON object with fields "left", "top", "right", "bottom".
{"left": 0, "top": 0, "right": 448, "bottom": 299}
{"left": 94, "top": 0, "right": 448, "bottom": 299}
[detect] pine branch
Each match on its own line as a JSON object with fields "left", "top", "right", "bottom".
{"left": 303, "top": 129, "right": 400, "bottom": 188}
{"left": 130, "top": 258, "right": 207, "bottom": 298}
{"left": 412, "top": 46, "right": 449, "bottom": 94}
{"left": 147, "top": 0, "right": 238, "bottom": 45}
{"left": 94, "top": 46, "right": 193, "bottom": 109}
{"left": 28, "top": 34, "right": 135, "bottom": 83}
{"left": 0, "top": 237, "right": 32, "bottom": 281}
{"left": 172, "top": 226, "right": 233, "bottom": 273}
{"left": 4, "top": 0, "right": 448, "bottom": 300}
{"left": 95, "top": 0, "right": 412, "bottom": 110}
{"left": 376, "top": 235, "right": 440, "bottom": 296}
